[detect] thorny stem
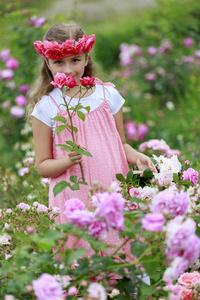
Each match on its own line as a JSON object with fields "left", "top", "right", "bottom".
{"left": 110, "top": 237, "right": 131, "bottom": 257}
{"left": 52, "top": 239, "right": 66, "bottom": 257}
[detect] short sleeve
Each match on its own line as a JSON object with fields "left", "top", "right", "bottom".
{"left": 104, "top": 86, "right": 125, "bottom": 115}
{"left": 31, "top": 95, "right": 58, "bottom": 128}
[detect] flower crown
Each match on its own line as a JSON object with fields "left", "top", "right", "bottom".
{"left": 33, "top": 34, "right": 95, "bottom": 60}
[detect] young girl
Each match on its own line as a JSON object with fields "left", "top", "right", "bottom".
{"left": 27, "top": 22, "right": 156, "bottom": 229}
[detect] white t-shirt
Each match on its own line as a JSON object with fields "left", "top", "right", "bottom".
{"left": 31, "top": 83, "right": 125, "bottom": 136}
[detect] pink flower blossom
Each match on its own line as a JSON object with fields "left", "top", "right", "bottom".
{"left": 15, "top": 95, "right": 27, "bottom": 106}
{"left": 142, "top": 213, "right": 165, "bottom": 232}
{"left": 2, "top": 100, "right": 11, "bottom": 109}
{"left": 17, "top": 202, "right": 31, "bottom": 211}
{"left": 163, "top": 257, "right": 188, "bottom": 283}
{"left": 68, "top": 286, "right": 78, "bottom": 296}
{"left": 181, "top": 55, "right": 195, "bottom": 63}
{"left": 183, "top": 37, "right": 194, "bottom": 48}
{"left": 128, "top": 187, "right": 142, "bottom": 198}
{"left": 155, "top": 170, "right": 173, "bottom": 187}
{"left": 32, "top": 273, "right": 64, "bottom": 300}
{"left": 178, "top": 271, "right": 200, "bottom": 287}
{"left": 147, "top": 46, "right": 157, "bottom": 56}
{"left": 19, "top": 167, "right": 29, "bottom": 176}
{"left": 182, "top": 234, "right": 200, "bottom": 264}
{"left": 1, "top": 69, "right": 14, "bottom": 81}
{"left": 29, "top": 16, "right": 46, "bottom": 27}
{"left": 87, "top": 283, "right": 107, "bottom": 300}
{"left": 37, "top": 204, "right": 48, "bottom": 212}
{"left": 0, "top": 49, "right": 10, "bottom": 62}
{"left": 185, "top": 160, "right": 190, "bottom": 165}
{"left": 151, "top": 189, "right": 189, "bottom": 216}
{"left": 23, "top": 157, "right": 34, "bottom": 165}
{"left": 95, "top": 192, "right": 125, "bottom": 231}
{"left": 10, "top": 106, "right": 25, "bottom": 118}
{"left": 180, "top": 288, "right": 193, "bottom": 300}
{"left": 41, "top": 178, "right": 50, "bottom": 185}
{"left": 6, "top": 208, "right": 12, "bottom": 213}
{"left": 67, "top": 210, "right": 94, "bottom": 228}
{"left": 89, "top": 219, "right": 108, "bottom": 239}
{"left": 4, "top": 295, "right": 15, "bottom": 300}
{"left": 5, "top": 254, "right": 12, "bottom": 260}
{"left": 19, "top": 84, "right": 30, "bottom": 93}
{"left": 6, "top": 57, "right": 19, "bottom": 69}
{"left": 27, "top": 226, "right": 35, "bottom": 234}
{"left": 124, "top": 121, "right": 137, "bottom": 140}
{"left": 182, "top": 168, "right": 199, "bottom": 185}
{"left": 64, "top": 198, "right": 85, "bottom": 215}
{"left": 79, "top": 76, "right": 95, "bottom": 87}
{"left": 137, "top": 124, "right": 149, "bottom": 141}
{"left": 194, "top": 50, "right": 200, "bottom": 59}
{"left": 144, "top": 72, "right": 157, "bottom": 81}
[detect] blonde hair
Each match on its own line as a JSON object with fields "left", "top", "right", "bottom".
{"left": 26, "top": 23, "right": 95, "bottom": 121}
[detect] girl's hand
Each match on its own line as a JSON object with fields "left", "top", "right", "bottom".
{"left": 68, "top": 150, "right": 83, "bottom": 165}
{"left": 135, "top": 152, "right": 157, "bottom": 174}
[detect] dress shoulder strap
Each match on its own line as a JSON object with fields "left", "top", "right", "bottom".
{"left": 48, "top": 94, "right": 59, "bottom": 108}
{"left": 94, "top": 78, "right": 115, "bottom": 101}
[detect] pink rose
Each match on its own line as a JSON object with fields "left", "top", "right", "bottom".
{"left": 68, "top": 286, "right": 78, "bottom": 296}
{"left": 84, "top": 34, "right": 95, "bottom": 52}
{"left": 67, "top": 210, "right": 94, "bottom": 228}
{"left": 89, "top": 219, "right": 108, "bottom": 239}
{"left": 65, "top": 75, "right": 78, "bottom": 88}
{"left": 178, "top": 271, "right": 200, "bottom": 287}
{"left": 124, "top": 121, "right": 137, "bottom": 140}
{"left": 38, "top": 204, "right": 48, "bottom": 212}
{"left": 2, "top": 100, "right": 11, "bottom": 109}
{"left": 80, "top": 76, "right": 95, "bottom": 87}
{"left": 17, "top": 202, "right": 30, "bottom": 211}
{"left": 33, "top": 41, "right": 46, "bottom": 57}
{"left": 87, "top": 283, "right": 107, "bottom": 300}
{"left": 4, "top": 295, "right": 15, "bottom": 300}
{"left": 10, "top": 106, "right": 25, "bottom": 118}
{"left": 6, "top": 57, "right": 19, "bottom": 69}
{"left": 155, "top": 170, "right": 173, "bottom": 187}
{"left": 19, "top": 84, "right": 30, "bottom": 93}
{"left": 128, "top": 187, "right": 142, "bottom": 198}
{"left": 182, "top": 234, "right": 200, "bottom": 265}
{"left": 34, "top": 17, "right": 46, "bottom": 28}
{"left": 23, "top": 157, "right": 34, "bottom": 165}
{"left": 142, "top": 213, "right": 165, "bottom": 232}
{"left": 180, "top": 287, "right": 193, "bottom": 300}
{"left": 147, "top": 46, "right": 157, "bottom": 56}
{"left": 64, "top": 198, "right": 85, "bottom": 215}
{"left": 144, "top": 72, "right": 157, "bottom": 81}
{"left": 51, "top": 72, "right": 68, "bottom": 88}
{"left": 15, "top": 95, "right": 27, "bottom": 106}
{"left": 137, "top": 123, "right": 149, "bottom": 141}
{"left": 1, "top": 69, "right": 14, "bottom": 81}
{"left": 32, "top": 273, "right": 63, "bottom": 300}
{"left": 19, "top": 167, "right": 29, "bottom": 176}
{"left": 182, "top": 168, "right": 199, "bottom": 185}
{"left": 194, "top": 50, "right": 200, "bottom": 59}
{"left": 75, "top": 36, "right": 87, "bottom": 54}
{"left": 163, "top": 257, "right": 188, "bottom": 282}
{"left": 61, "top": 40, "right": 75, "bottom": 57}
{"left": 183, "top": 37, "right": 194, "bottom": 48}
{"left": 0, "top": 49, "right": 10, "bottom": 62}
{"left": 44, "top": 41, "right": 62, "bottom": 60}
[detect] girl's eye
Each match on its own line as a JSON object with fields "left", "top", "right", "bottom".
{"left": 73, "top": 58, "right": 79, "bottom": 63}
{"left": 55, "top": 60, "right": 62, "bottom": 64}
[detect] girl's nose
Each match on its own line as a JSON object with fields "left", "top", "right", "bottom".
{"left": 64, "top": 64, "right": 72, "bottom": 75}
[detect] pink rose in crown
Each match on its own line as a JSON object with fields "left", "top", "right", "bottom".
{"left": 178, "top": 271, "right": 200, "bottom": 287}
{"left": 75, "top": 36, "right": 87, "bottom": 54}
{"left": 182, "top": 168, "right": 199, "bottom": 185}
{"left": 84, "top": 34, "right": 95, "bottom": 52}
{"left": 61, "top": 40, "right": 75, "bottom": 57}
{"left": 33, "top": 41, "right": 46, "bottom": 57}
{"left": 80, "top": 76, "right": 95, "bottom": 88}
{"left": 44, "top": 41, "right": 62, "bottom": 60}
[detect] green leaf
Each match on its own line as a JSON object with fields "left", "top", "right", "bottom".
{"left": 67, "top": 248, "right": 87, "bottom": 265}
{"left": 116, "top": 173, "right": 126, "bottom": 182}
{"left": 143, "top": 168, "right": 153, "bottom": 180}
{"left": 75, "top": 148, "right": 92, "bottom": 157}
{"left": 179, "top": 179, "right": 193, "bottom": 187}
{"left": 66, "top": 124, "right": 78, "bottom": 133}
{"left": 126, "top": 170, "right": 134, "bottom": 181}
{"left": 53, "top": 181, "right": 70, "bottom": 196}
{"left": 65, "top": 140, "right": 76, "bottom": 147}
{"left": 70, "top": 184, "right": 80, "bottom": 191}
{"left": 173, "top": 173, "right": 179, "bottom": 183}
{"left": 84, "top": 106, "right": 90, "bottom": 113}
{"left": 56, "top": 125, "right": 67, "bottom": 135}
{"left": 75, "top": 104, "right": 84, "bottom": 110}
{"left": 51, "top": 116, "right": 66, "bottom": 123}
{"left": 77, "top": 110, "right": 85, "bottom": 121}
{"left": 70, "top": 175, "right": 77, "bottom": 183}
{"left": 78, "top": 181, "right": 88, "bottom": 185}
{"left": 131, "top": 241, "right": 147, "bottom": 257}
{"left": 36, "top": 237, "right": 55, "bottom": 250}
{"left": 54, "top": 144, "right": 72, "bottom": 152}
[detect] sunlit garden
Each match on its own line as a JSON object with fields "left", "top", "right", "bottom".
{"left": 1, "top": 0, "right": 200, "bottom": 299}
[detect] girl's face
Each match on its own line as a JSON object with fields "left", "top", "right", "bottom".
{"left": 47, "top": 53, "right": 88, "bottom": 85}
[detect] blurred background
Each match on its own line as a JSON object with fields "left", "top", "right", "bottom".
{"left": 1, "top": 0, "right": 200, "bottom": 207}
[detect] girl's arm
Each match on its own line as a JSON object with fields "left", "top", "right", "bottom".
{"left": 113, "top": 108, "right": 157, "bottom": 173}
{"left": 32, "top": 117, "right": 82, "bottom": 178}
